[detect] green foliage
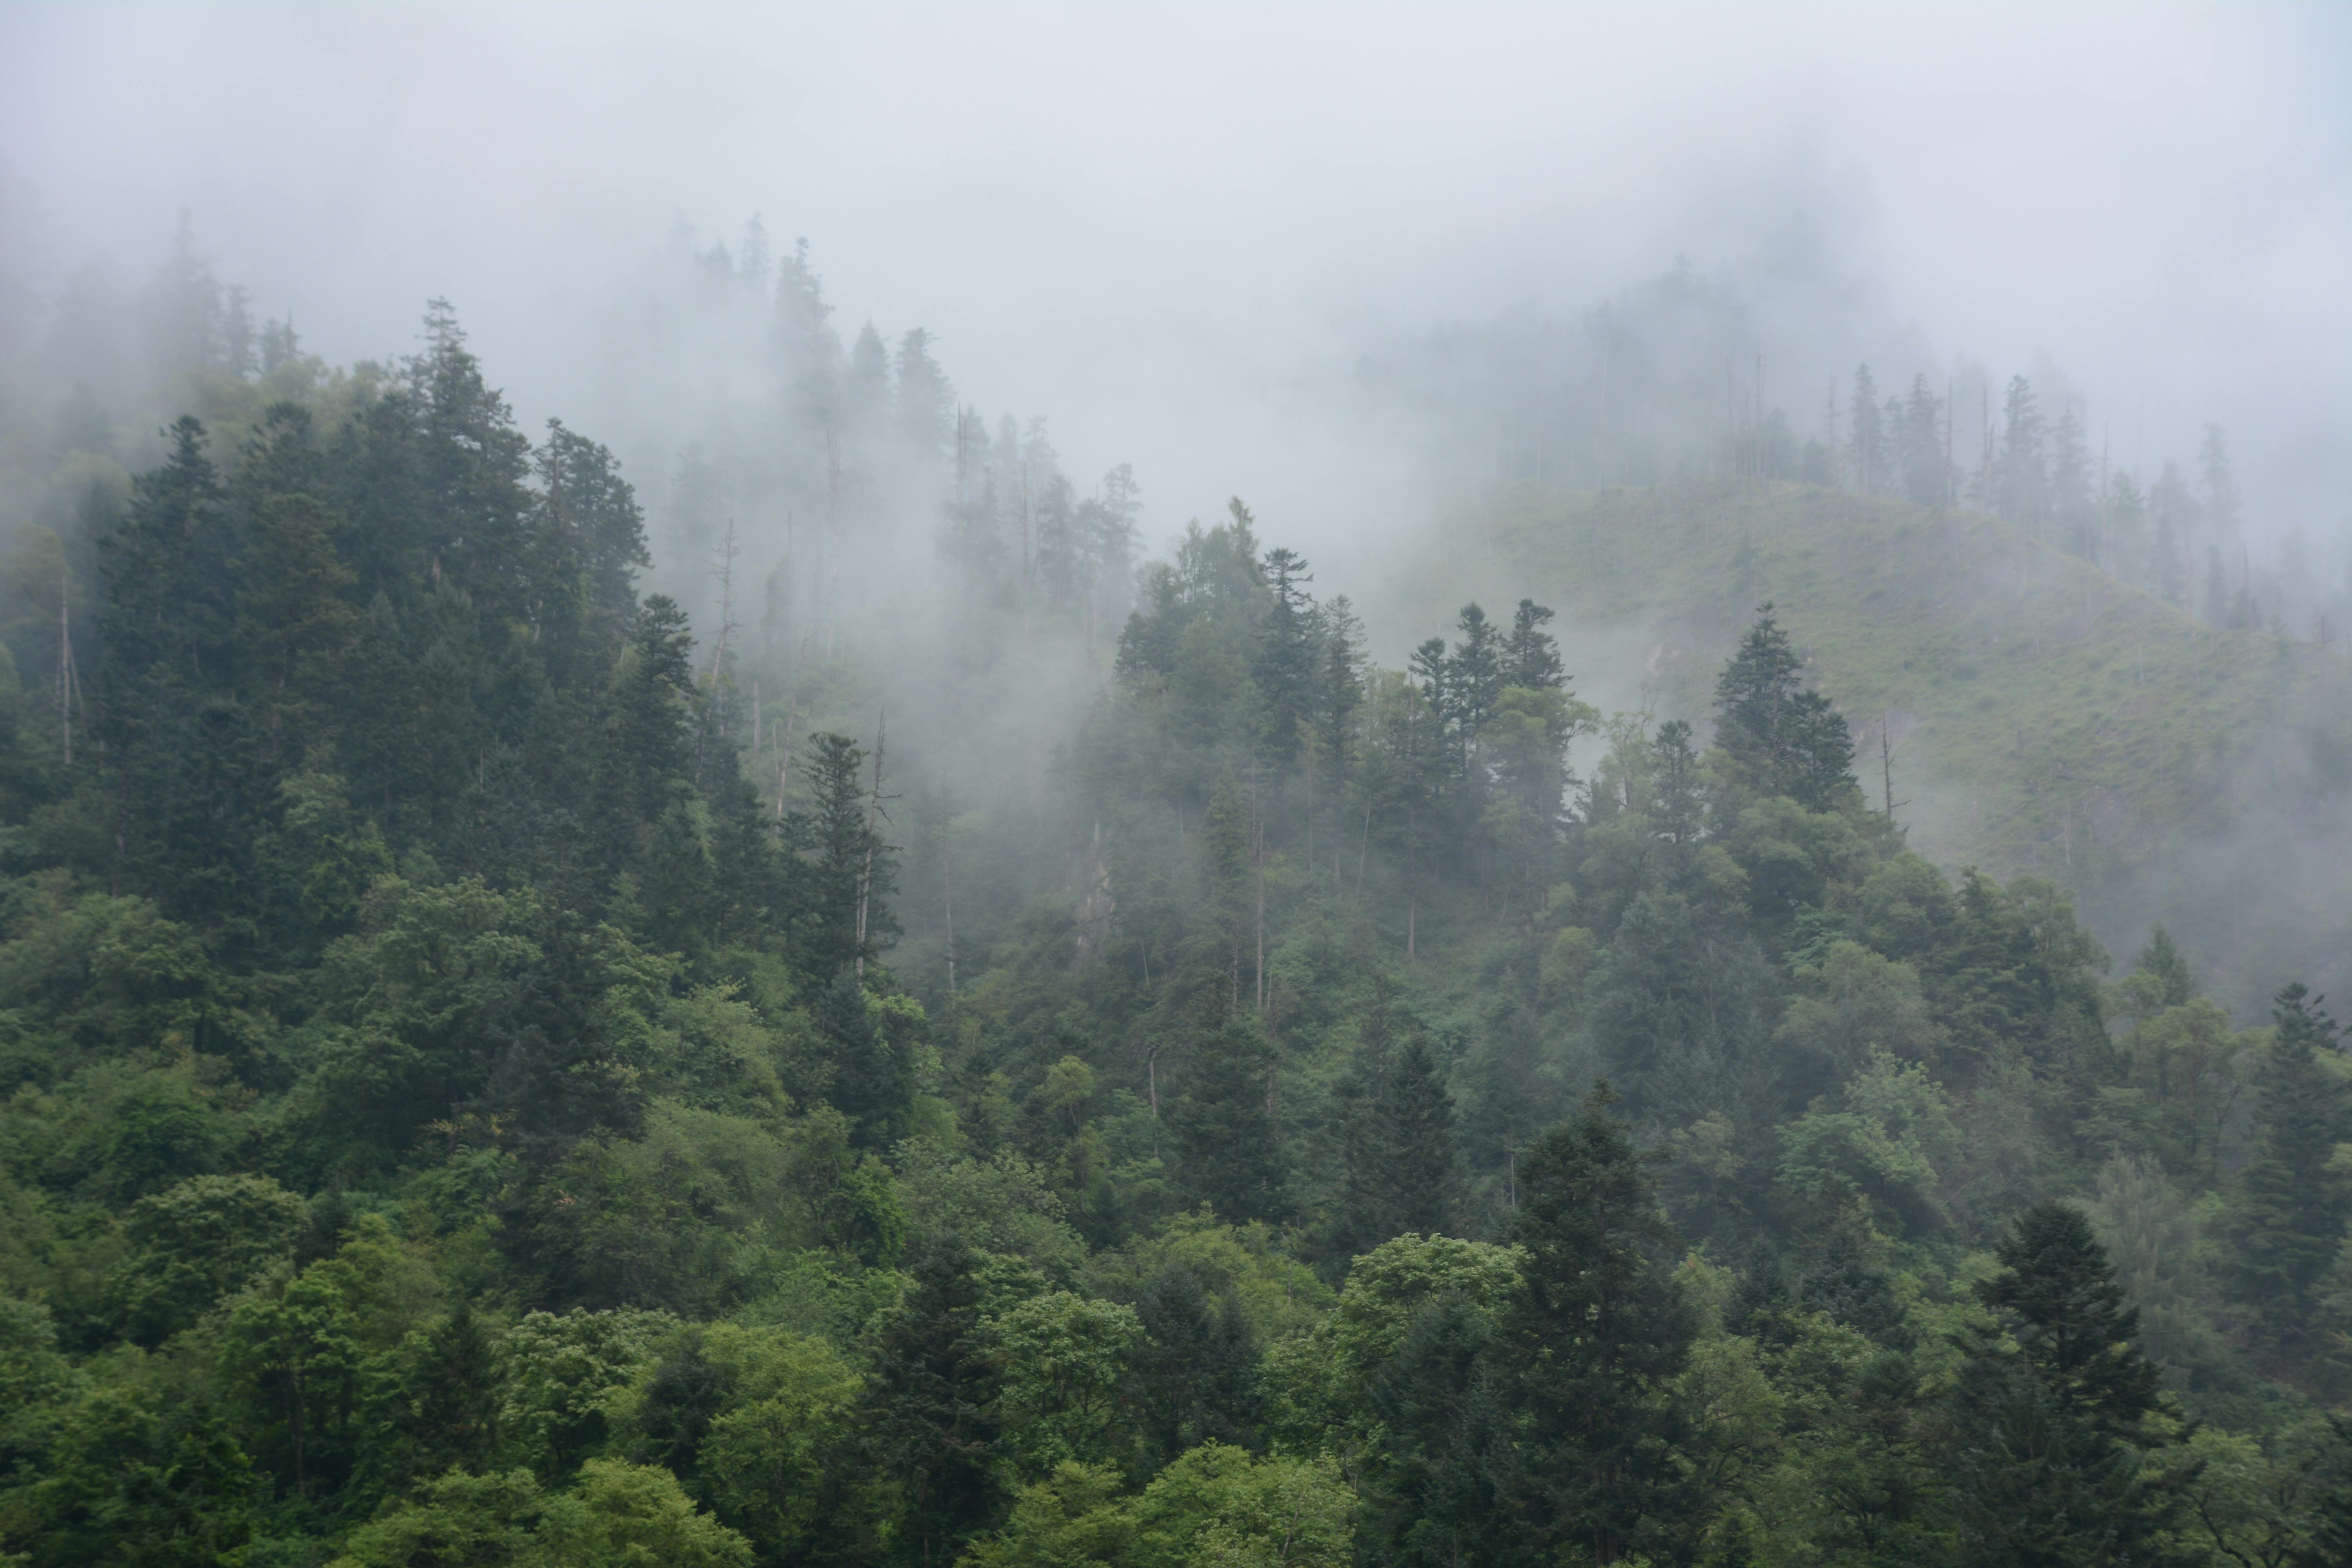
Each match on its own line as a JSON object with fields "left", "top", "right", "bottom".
{"left": 0, "top": 301, "right": 2339, "bottom": 1568}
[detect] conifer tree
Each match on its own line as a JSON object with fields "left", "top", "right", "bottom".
{"left": 1950, "top": 1203, "right": 2182, "bottom": 1568}
{"left": 867, "top": 1236, "right": 1005, "bottom": 1566}
{"left": 1847, "top": 365, "right": 1886, "bottom": 495}
{"left": 2229, "top": 983, "right": 2350, "bottom": 1363}
{"left": 1343, "top": 1034, "right": 1460, "bottom": 1246}
{"left": 2134, "top": 925, "right": 2197, "bottom": 1009}
{"left": 1174, "top": 1018, "right": 1287, "bottom": 1223}
{"left": 1711, "top": 604, "right": 1855, "bottom": 811}
{"left": 1504, "top": 598, "right": 1565, "bottom": 691}
{"left": 1131, "top": 1260, "right": 1260, "bottom": 1465}
{"left": 1492, "top": 1086, "right": 1693, "bottom": 1565}
{"left": 1254, "top": 546, "right": 1316, "bottom": 771}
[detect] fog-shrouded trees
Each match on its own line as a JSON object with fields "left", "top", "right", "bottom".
{"left": 5, "top": 286, "right": 2346, "bottom": 1568}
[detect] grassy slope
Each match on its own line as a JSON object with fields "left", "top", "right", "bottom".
{"left": 1365, "top": 477, "right": 2352, "bottom": 1003}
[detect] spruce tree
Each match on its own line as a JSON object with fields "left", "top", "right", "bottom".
{"left": 1343, "top": 1034, "right": 1460, "bottom": 1246}
{"left": 1131, "top": 1260, "right": 1260, "bottom": 1465}
{"left": 1798, "top": 1227, "right": 1911, "bottom": 1347}
{"left": 867, "top": 1236, "right": 1005, "bottom": 1567}
{"left": 1950, "top": 1203, "right": 2181, "bottom": 1568}
{"left": 1711, "top": 603, "right": 1855, "bottom": 811}
{"left": 1253, "top": 546, "right": 1317, "bottom": 770}
{"left": 2134, "top": 925, "right": 2198, "bottom": 1009}
{"left": 1492, "top": 1086, "right": 1694, "bottom": 1565}
{"left": 1174, "top": 1018, "right": 1287, "bottom": 1224}
{"left": 1504, "top": 598, "right": 1565, "bottom": 691}
{"left": 2230, "top": 984, "right": 2350, "bottom": 1363}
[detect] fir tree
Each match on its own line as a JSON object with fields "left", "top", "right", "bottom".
{"left": 1343, "top": 1034, "right": 1460, "bottom": 1246}
{"left": 1504, "top": 598, "right": 1566, "bottom": 691}
{"left": 1711, "top": 604, "right": 1855, "bottom": 811}
{"left": 867, "top": 1236, "right": 1005, "bottom": 1567}
{"left": 1950, "top": 1203, "right": 2182, "bottom": 1568}
{"left": 1493, "top": 1086, "right": 1694, "bottom": 1566}
{"left": 2229, "top": 984, "right": 2350, "bottom": 1363}
{"left": 1253, "top": 546, "right": 1316, "bottom": 770}
{"left": 2134, "top": 925, "right": 2198, "bottom": 1009}
{"left": 1174, "top": 1018, "right": 1287, "bottom": 1224}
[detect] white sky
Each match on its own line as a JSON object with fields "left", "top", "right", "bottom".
{"left": 4, "top": 2, "right": 2347, "bottom": 543}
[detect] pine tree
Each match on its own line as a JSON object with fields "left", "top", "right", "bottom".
{"left": 1504, "top": 598, "right": 1565, "bottom": 691}
{"left": 2229, "top": 984, "right": 2350, "bottom": 1364}
{"left": 1798, "top": 1227, "right": 1911, "bottom": 1347}
{"left": 867, "top": 1236, "right": 1005, "bottom": 1567}
{"left": 1949, "top": 1203, "right": 2182, "bottom": 1568}
{"left": 1253, "top": 547, "right": 1316, "bottom": 771}
{"left": 1131, "top": 1260, "right": 1260, "bottom": 1465}
{"left": 2049, "top": 406, "right": 2094, "bottom": 558}
{"left": 1996, "top": 376, "right": 2048, "bottom": 535}
{"left": 1173, "top": 1018, "right": 1287, "bottom": 1224}
{"left": 1492, "top": 1086, "right": 1694, "bottom": 1565}
{"left": 1344, "top": 1034, "right": 1460, "bottom": 1246}
{"left": 1711, "top": 604, "right": 1855, "bottom": 811}
{"left": 1443, "top": 602, "right": 1504, "bottom": 762}
{"left": 2134, "top": 925, "right": 2197, "bottom": 1008}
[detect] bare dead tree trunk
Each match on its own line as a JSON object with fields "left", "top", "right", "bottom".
{"left": 825, "top": 429, "right": 840, "bottom": 659}
{"left": 939, "top": 778, "right": 957, "bottom": 996}
{"left": 855, "top": 710, "right": 888, "bottom": 977}
{"left": 1252, "top": 765, "right": 1265, "bottom": 1012}
{"left": 58, "top": 576, "right": 74, "bottom": 768}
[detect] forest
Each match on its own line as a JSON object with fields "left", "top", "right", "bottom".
{"left": 0, "top": 226, "right": 2348, "bottom": 1568}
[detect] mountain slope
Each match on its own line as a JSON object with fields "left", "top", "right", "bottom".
{"left": 1368, "top": 477, "right": 2352, "bottom": 1005}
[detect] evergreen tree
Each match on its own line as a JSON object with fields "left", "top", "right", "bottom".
{"left": 1504, "top": 598, "right": 1565, "bottom": 691}
{"left": 1900, "top": 374, "right": 1949, "bottom": 505}
{"left": 2229, "top": 984, "right": 2350, "bottom": 1364}
{"left": 1798, "top": 1227, "right": 1911, "bottom": 1347}
{"left": 867, "top": 1236, "right": 1005, "bottom": 1566}
{"left": 1343, "top": 1034, "right": 1460, "bottom": 1246}
{"left": 1359, "top": 1289, "right": 1510, "bottom": 1566}
{"left": 1254, "top": 546, "right": 1316, "bottom": 770}
{"left": 1949, "top": 1203, "right": 2183, "bottom": 1568}
{"left": 1847, "top": 365, "right": 1886, "bottom": 495}
{"left": 1312, "top": 594, "right": 1367, "bottom": 798}
{"left": 1996, "top": 376, "right": 2048, "bottom": 536}
{"left": 1131, "top": 1260, "right": 1260, "bottom": 1466}
{"left": 895, "top": 328, "right": 953, "bottom": 477}
{"left": 1174, "top": 1018, "right": 1287, "bottom": 1224}
{"left": 1711, "top": 604, "right": 1855, "bottom": 811}
{"left": 1492, "top": 1087, "right": 1694, "bottom": 1566}
{"left": 2134, "top": 925, "right": 2198, "bottom": 1008}
{"left": 2050, "top": 406, "right": 2094, "bottom": 558}
{"left": 2200, "top": 425, "right": 2240, "bottom": 537}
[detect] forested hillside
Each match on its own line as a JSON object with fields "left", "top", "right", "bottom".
{"left": 1373, "top": 477, "right": 2352, "bottom": 1011}
{"left": 0, "top": 289, "right": 2349, "bottom": 1568}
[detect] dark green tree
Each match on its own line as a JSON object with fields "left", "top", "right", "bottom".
{"left": 1343, "top": 1034, "right": 1460, "bottom": 1247}
{"left": 1492, "top": 1086, "right": 1694, "bottom": 1566}
{"left": 2229, "top": 984, "right": 2350, "bottom": 1365}
{"left": 1503, "top": 598, "right": 1565, "bottom": 691}
{"left": 1130, "top": 1260, "right": 1260, "bottom": 1467}
{"left": 1253, "top": 546, "right": 1316, "bottom": 771}
{"left": 867, "top": 1236, "right": 1004, "bottom": 1567}
{"left": 1949, "top": 1202, "right": 2184, "bottom": 1568}
{"left": 1173, "top": 1018, "right": 1286, "bottom": 1224}
{"left": 2134, "top": 924, "right": 2198, "bottom": 1008}
{"left": 1711, "top": 604, "right": 1855, "bottom": 811}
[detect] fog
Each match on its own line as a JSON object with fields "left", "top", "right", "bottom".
{"left": 7, "top": 4, "right": 2349, "bottom": 557}
{"left": 5, "top": 4, "right": 2352, "bottom": 1007}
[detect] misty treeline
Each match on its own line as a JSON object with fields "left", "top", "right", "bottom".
{"left": 0, "top": 235, "right": 2347, "bottom": 1568}
{"left": 1376, "top": 263, "right": 2352, "bottom": 653}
